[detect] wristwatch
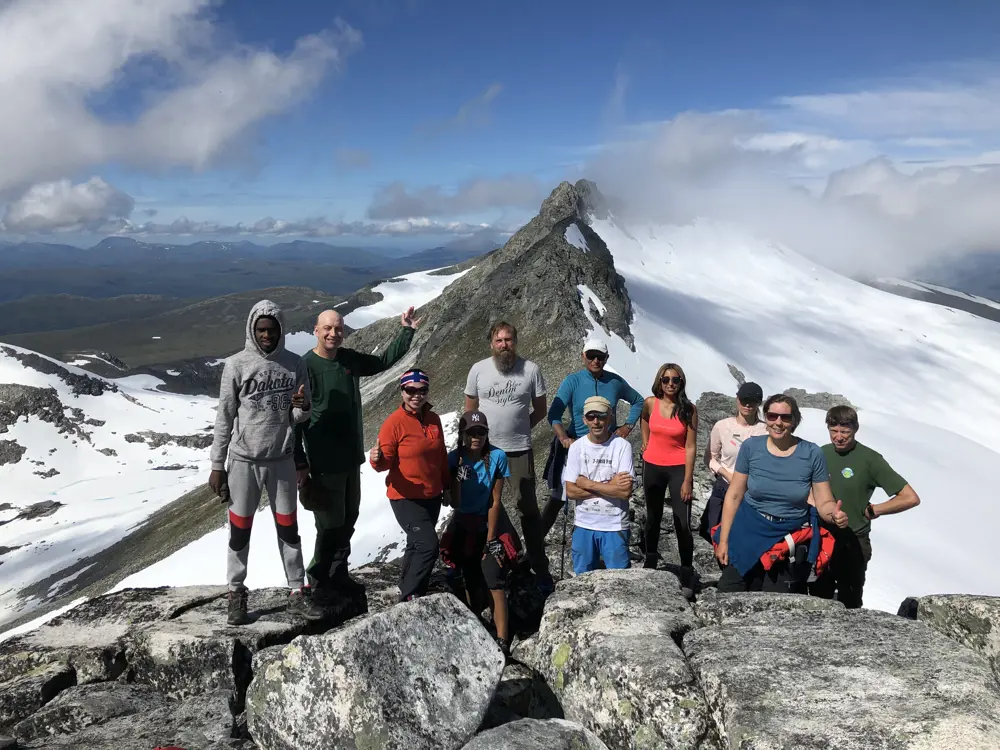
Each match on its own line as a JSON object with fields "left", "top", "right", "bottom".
{"left": 864, "top": 502, "right": 877, "bottom": 520}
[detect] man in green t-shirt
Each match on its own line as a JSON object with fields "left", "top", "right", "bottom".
{"left": 812, "top": 405, "right": 921, "bottom": 608}
{"left": 294, "top": 305, "right": 421, "bottom": 607}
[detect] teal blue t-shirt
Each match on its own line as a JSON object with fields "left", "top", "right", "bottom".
{"left": 447, "top": 447, "right": 510, "bottom": 515}
{"left": 735, "top": 435, "right": 829, "bottom": 519}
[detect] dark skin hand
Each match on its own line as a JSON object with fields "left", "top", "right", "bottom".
{"left": 208, "top": 469, "right": 227, "bottom": 496}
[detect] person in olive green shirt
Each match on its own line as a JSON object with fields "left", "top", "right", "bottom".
{"left": 811, "top": 405, "right": 921, "bottom": 609}
{"left": 294, "top": 305, "right": 421, "bottom": 606}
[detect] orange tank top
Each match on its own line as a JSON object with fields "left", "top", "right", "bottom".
{"left": 643, "top": 401, "right": 688, "bottom": 467}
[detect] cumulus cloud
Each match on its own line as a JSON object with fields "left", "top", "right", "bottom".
{"left": 589, "top": 68, "right": 1000, "bottom": 278}
{"left": 0, "top": 0, "right": 361, "bottom": 197}
{"left": 367, "top": 175, "right": 545, "bottom": 219}
{"left": 2, "top": 177, "right": 134, "bottom": 232}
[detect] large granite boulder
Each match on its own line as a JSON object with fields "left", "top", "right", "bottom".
{"left": 0, "top": 662, "right": 75, "bottom": 729}
{"left": 899, "top": 594, "right": 1000, "bottom": 681}
{"left": 17, "top": 688, "right": 248, "bottom": 749}
{"left": 694, "top": 591, "right": 845, "bottom": 626}
{"left": 464, "top": 718, "right": 610, "bottom": 749}
{"left": 245, "top": 593, "right": 506, "bottom": 750}
{"left": 685, "top": 608, "right": 1000, "bottom": 748}
{"left": 514, "top": 568, "right": 707, "bottom": 749}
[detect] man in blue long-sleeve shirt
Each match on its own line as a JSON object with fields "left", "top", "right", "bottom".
{"left": 541, "top": 336, "right": 644, "bottom": 535}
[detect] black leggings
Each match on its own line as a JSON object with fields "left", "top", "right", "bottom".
{"left": 642, "top": 462, "right": 692, "bottom": 568}
{"left": 390, "top": 497, "right": 442, "bottom": 601}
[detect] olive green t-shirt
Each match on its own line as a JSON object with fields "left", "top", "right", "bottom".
{"left": 821, "top": 441, "right": 907, "bottom": 535}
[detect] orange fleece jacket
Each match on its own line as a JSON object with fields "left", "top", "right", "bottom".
{"left": 371, "top": 404, "right": 449, "bottom": 500}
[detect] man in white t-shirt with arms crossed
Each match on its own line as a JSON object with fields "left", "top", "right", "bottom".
{"left": 563, "top": 395, "right": 634, "bottom": 574}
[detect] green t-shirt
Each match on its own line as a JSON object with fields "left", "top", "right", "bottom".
{"left": 821, "top": 441, "right": 907, "bottom": 535}
{"left": 293, "top": 327, "right": 414, "bottom": 475}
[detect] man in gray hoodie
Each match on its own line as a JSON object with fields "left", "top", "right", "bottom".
{"left": 209, "top": 300, "right": 314, "bottom": 625}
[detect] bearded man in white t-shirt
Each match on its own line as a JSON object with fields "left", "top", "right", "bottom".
{"left": 562, "top": 395, "right": 634, "bottom": 574}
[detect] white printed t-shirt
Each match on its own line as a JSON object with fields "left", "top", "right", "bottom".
{"left": 562, "top": 434, "right": 634, "bottom": 532}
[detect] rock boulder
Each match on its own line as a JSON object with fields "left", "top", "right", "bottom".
{"left": 694, "top": 590, "right": 845, "bottom": 626}
{"left": 464, "top": 718, "right": 610, "bottom": 749}
{"left": 899, "top": 594, "right": 1000, "bottom": 681}
{"left": 246, "top": 593, "right": 506, "bottom": 750}
{"left": 515, "top": 568, "right": 708, "bottom": 749}
{"left": 685, "top": 608, "right": 1000, "bottom": 748}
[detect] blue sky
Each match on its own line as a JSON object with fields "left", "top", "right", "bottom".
{"left": 2, "top": 0, "right": 1000, "bottom": 254}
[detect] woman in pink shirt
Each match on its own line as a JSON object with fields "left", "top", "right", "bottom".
{"left": 699, "top": 382, "right": 768, "bottom": 545}
{"left": 639, "top": 362, "right": 698, "bottom": 600}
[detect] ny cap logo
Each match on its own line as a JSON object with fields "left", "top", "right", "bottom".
{"left": 471, "top": 414, "right": 481, "bottom": 422}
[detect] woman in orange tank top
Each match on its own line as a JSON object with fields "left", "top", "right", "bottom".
{"left": 639, "top": 362, "right": 698, "bottom": 600}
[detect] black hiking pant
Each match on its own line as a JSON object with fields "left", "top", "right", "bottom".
{"left": 698, "top": 475, "right": 729, "bottom": 544}
{"left": 391, "top": 496, "right": 442, "bottom": 601}
{"left": 717, "top": 544, "right": 811, "bottom": 594}
{"left": 809, "top": 527, "right": 872, "bottom": 609}
{"left": 641, "top": 462, "right": 692, "bottom": 568}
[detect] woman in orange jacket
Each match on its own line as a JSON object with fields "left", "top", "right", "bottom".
{"left": 370, "top": 368, "right": 451, "bottom": 601}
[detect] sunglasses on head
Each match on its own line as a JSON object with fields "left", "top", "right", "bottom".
{"left": 765, "top": 411, "right": 793, "bottom": 423}
{"left": 466, "top": 428, "right": 487, "bottom": 438}
{"left": 584, "top": 411, "right": 609, "bottom": 420}
{"left": 584, "top": 350, "right": 607, "bottom": 361}
{"left": 402, "top": 386, "right": 428, "bottom": 396}
{"left": 661, "top": 376, "right": 682, "bottom": 385}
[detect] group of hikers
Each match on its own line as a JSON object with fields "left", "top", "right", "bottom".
{"left": 209, "top": 299, "right": 921, "bottom": 656}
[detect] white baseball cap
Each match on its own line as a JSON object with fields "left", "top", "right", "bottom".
{"left": 582, "top": 337, "right": 609, "bottom": 356}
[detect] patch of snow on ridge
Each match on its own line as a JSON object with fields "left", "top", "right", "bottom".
{"left": 114, "top": 412, "right": 462, "bottom": 591}
{"left": 578, "top": 216, "right": 1000, "bottom": 612}
{"left": 284, "top": 331, "right": 315, "bottom": 356}
{"left": 0, "top": 344, "right": 216, "bottom": 630}
{"left": 565, "top": 223, "right": 589, "bottom": 252}
{"left": 344, "top": 266, "right": 473, "bottom": 329}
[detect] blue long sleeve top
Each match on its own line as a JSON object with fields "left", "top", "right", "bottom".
{"left": 548, "top": 369, "right": 644, "bottom": 438}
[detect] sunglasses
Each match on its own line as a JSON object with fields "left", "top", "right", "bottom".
{"left": 661, "top": 376, "right": 683, "bottom": 385}
{"left": 584, "top": 411, "right": 609, "bottom": 420}
{"left": 739, "top": 398, "right": 761, "bottom": 407}
{"left": 466, "top": 428, "right": 487, "bottom": 438}
{"left": 402, "top": 386, "right": 428, "bottom": 396}
{"left": 765, "top": 412, "right": 794, "bottom": 424}
{"left": 584, "top": 351, "right": 607, "bottom": 361}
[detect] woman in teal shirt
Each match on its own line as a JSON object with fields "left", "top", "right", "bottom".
{"left": 440, "top": 410, "right": 522, "bottom": 657}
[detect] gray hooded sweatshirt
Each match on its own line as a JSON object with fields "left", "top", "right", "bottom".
{"left": 210, "top": 300, "right": 311, "bottom": 471}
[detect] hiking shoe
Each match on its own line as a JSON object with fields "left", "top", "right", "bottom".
{"left": 679, "top": 566, "right": 695, "bottom": 602}
{"left": 496, "top": 636, "right": 511, "bottom": 659}
{"left": 227, "top": 588, "right": 249, "bottom": 626}
{"left": 536, "top": 571, "right": 555, "bottom": 596}
{"left": 287, "top": 588, "right": 314, "bottom": 618}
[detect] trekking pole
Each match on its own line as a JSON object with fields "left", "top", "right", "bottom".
{"left": 559, "top": 491, "right": 567, "bottom": 579}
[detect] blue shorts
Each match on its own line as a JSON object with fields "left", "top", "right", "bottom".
{"left": 572, "top": 527, "right": 631, "bottom": 574}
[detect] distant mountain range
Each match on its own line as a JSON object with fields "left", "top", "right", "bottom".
{"left": 0, "top": 235, "right": 501, "bottom": 303}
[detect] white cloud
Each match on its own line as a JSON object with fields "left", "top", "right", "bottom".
{"left": 367, "top": 175, "right": 545, "bottom": 219}
{"left": 2, "top": 177, "right": 133, "bottom": 232}
{"left": 588, "top": 66, "right": 1000, "bottom": 278}
{"left": 0, "top": 0, "right": 361, "bottom": 197}
{"left": 107, "top": 214, "right": 492, "bottom": 238}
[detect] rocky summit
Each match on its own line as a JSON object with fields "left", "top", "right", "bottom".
{"left": 2, "top": 570, "right": 1000, "bottom": 749}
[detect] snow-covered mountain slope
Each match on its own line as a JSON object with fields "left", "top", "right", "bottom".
{"left": 343, "top": 266, "right": 473, "bottom": 329}
{"left": 0, "top": 345, "right": 216, "bottom": 629}
{"left": 578, "top": 216, "right": 1000, "bottom": 611}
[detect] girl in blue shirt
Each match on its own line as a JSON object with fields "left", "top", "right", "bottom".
{"left": 440, "top": 410, "right": 522, "bottom": 657}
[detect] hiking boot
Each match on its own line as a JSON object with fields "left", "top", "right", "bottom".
{"left": 287, "top": 588, "right": 316, "bottom": 618}
{"left": 536, "top": 570, "right": 555, "bottom": 596}
{"left": 331, "top": 571, "right": 366, "bottom": 596}
{"left": 496, "top": 636, "right": 511, "bottom": 659}
{"left": 227, "top": 588, "right": 249, "bottom": 626}
{"left": 679, "top": 566, "right": 695, "bottom": 602}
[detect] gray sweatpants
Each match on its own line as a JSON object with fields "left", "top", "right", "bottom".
{"left": 226, "top": 458, "right": 305, "bottom": 591}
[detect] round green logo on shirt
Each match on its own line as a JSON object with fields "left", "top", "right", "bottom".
{"left": 841, "top": 467, "right": 854, "bottom": 479}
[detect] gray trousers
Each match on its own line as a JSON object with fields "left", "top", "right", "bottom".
{"left": 226, "top": 458, "right": 305, "bottom": 591}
